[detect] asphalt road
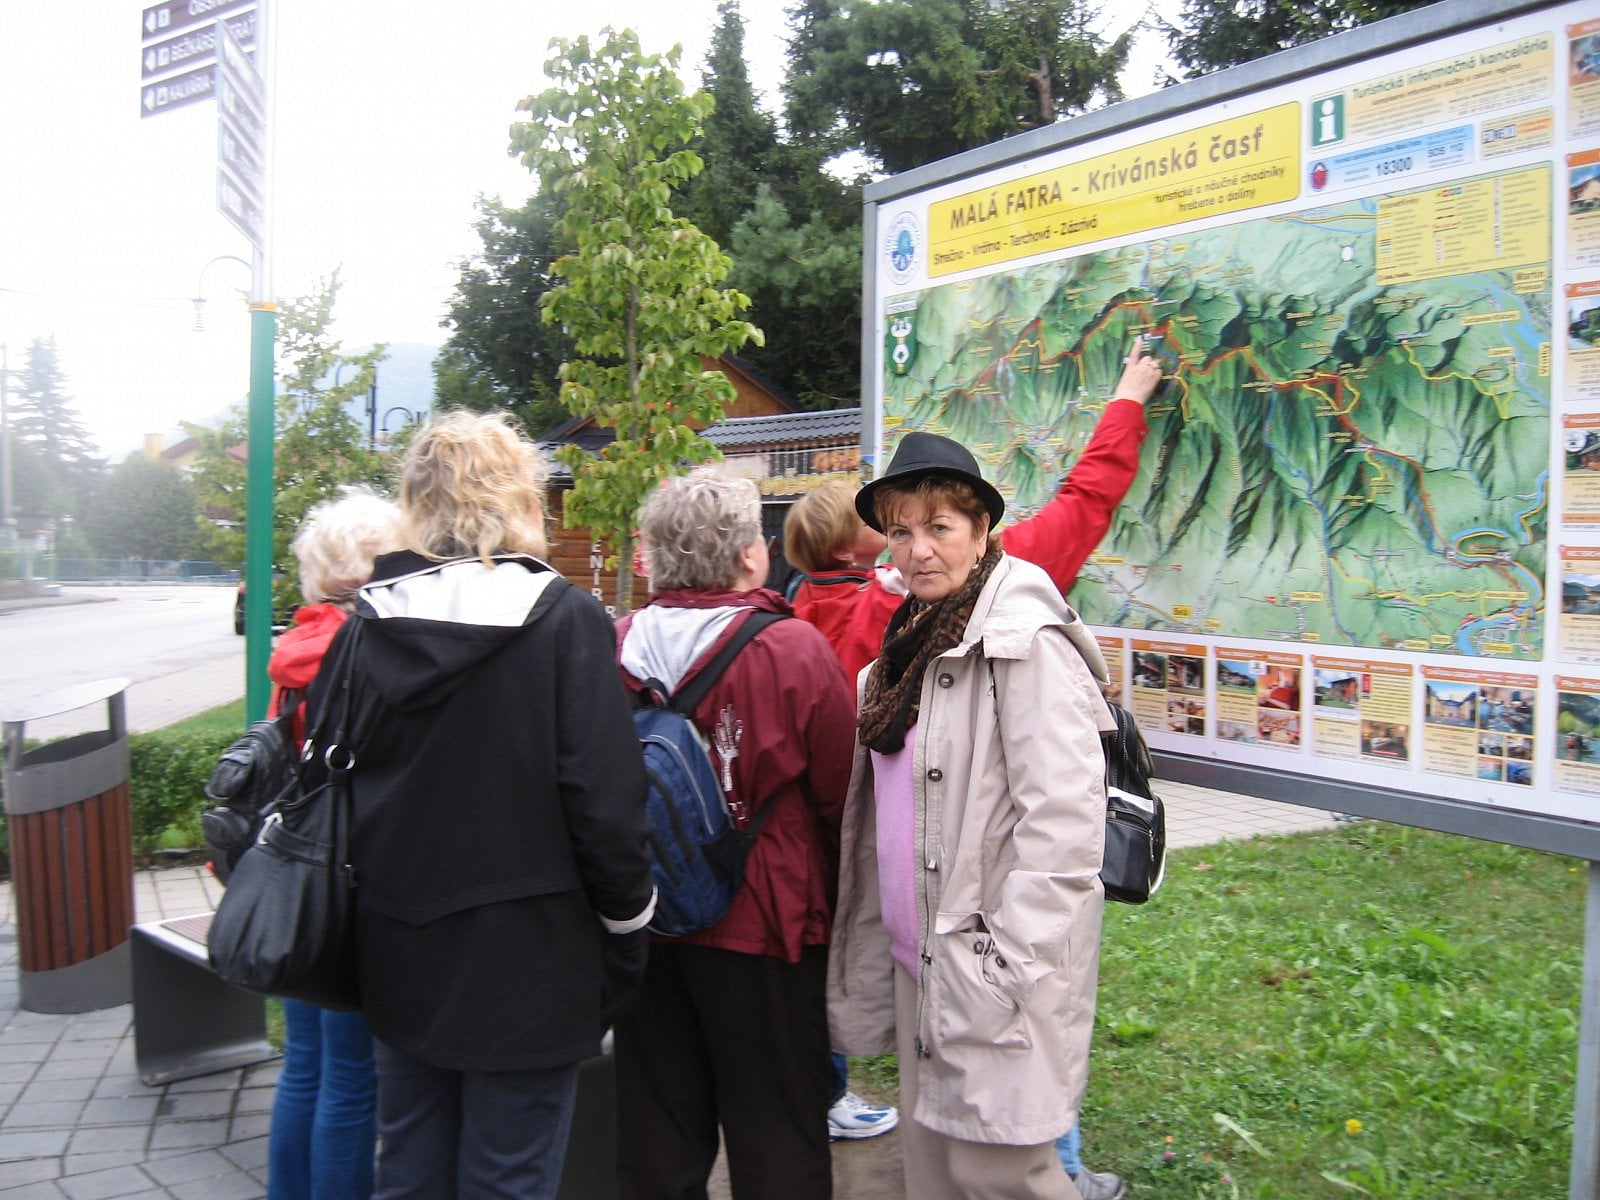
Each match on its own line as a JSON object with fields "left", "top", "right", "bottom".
{"left": 0, "top": 583, "right": 244, "bottom": 739}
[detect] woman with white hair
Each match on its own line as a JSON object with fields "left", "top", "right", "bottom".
{"left": 265, "top": 487, "right": 402, "bottom": 1200}
{"left": 315, "top": 411, "right": 656, "bottom": 1199}
{"left": 614, "top": 467, "right": 856, "bottom": 1200}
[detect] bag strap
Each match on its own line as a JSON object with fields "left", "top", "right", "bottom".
{"left": 291, "top": 617, "right": 364, "bottom": 775}
{"left": 1103, "top": 701, "right": 1156, "bottom": 800}
{"left": 669, "top": 610, "right": 786, "bottom": 717}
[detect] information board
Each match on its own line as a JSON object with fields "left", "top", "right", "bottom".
{"left": 864, "top": 0, "right": 1600, "bottom": 842}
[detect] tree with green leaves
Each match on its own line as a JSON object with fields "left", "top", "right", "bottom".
{"left": 82, "top": 455, "right": 204, "bottom": 561}
{"left": 186, "top": 274, "right": 387, "bottom": 613}
{"left": 514, "top": 28, "right": 762, "bottom": 610}
{"left": 785, "top": 0, "right": 1131, "bottom": 175}
{"left": 1162, "top": 0, "right": 1434, "bottom": 80}
{"left": 677, "top": 1, "right": 863, "bottom": 409}
{"left": 8, "top": 336, "right": 103, "bottom": 523}
{"left": 675, "top": 1, "right": 785, "bottom": 250}
{"left": 437, "top": 193, "right": 573, "bottom": 436}
{"left": 727, "top": 185, "right": 862, "bottom": 406}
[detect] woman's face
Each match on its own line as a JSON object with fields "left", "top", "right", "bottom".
{"left": 884, "top": 494, "right": 987, "bottom": 604}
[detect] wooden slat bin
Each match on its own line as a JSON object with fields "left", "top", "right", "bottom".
{"left": 2, "top": 679, "right": 134, "bottom": 1012}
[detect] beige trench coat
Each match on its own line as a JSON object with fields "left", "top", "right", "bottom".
{"left": 828, "top": 555, "right": 1115, "bottom": 1145}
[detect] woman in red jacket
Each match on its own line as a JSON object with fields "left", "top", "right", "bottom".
{"left": 785, "top": 338, "right": 1164, "bottom": 682}
{"left": 265, "top": 488, "right": 402, "bottom": 1200}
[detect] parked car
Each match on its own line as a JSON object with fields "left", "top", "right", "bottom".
{"left": 233, "top": 582, "right": 296, "bottom": 635}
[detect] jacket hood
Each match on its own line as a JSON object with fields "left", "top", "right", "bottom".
{"left": 963, "top": 554, "right": 1110, "bottom": 684}
{"left": 619, "top": 587, "right": 789, "bottom": 696}
{"left": 355, "top": 550, "right": 565, "bottom": 713}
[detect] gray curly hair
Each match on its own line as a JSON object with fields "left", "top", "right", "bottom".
{"left": 638, "top": 468, "right": 762, "bottom": 591}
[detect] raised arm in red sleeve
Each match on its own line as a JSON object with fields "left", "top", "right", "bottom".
{"left": 999, "top": 397, "right": 1148, "bottom": 595}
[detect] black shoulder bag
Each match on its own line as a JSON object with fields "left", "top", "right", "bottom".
{"left": 207, "top": 620, "right": 365, "bottom": 1010}
{"left": 1100, "top": 700, "right": 1168, "bottom": 905}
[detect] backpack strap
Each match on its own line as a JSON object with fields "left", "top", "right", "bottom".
{"left": 670, "top": 610, "right": 786, "bottom": 717}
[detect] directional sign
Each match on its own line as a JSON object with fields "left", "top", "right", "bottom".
{"left": 141, "top": 11, "right": 254, "bottom": 81}
{"left": 217, "top": 74, "right": 266, "bottom": 146}
{"left": 215, "top": 15, "right": 264, "bottom": 113}
{"left": 217, "top": 172, "right": 265, "bottom": 250}
{"left": 214, "top": 16, "right": 267, "bottom": 252}
{"left": 217, "top": 120, "right": 265, "bottom": 207}
{"left": 141, "top": 0, "right": 254, "bottom": 43}
{"left": 139, "top": 62, "right": 215, "bottom": 119}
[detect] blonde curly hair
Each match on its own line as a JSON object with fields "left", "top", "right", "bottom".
{"left": 399, "top": 410, "right": 548, "bottom": 563}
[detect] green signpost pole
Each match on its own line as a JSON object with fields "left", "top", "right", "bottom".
{"left": 244, "top": 299, "right": 276, "bottom": 724}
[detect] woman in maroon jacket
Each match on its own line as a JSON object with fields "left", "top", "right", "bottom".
{"left": 614, "top": 468, "right": 857, "bottom": 1200}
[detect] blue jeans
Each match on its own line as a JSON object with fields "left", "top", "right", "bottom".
{"left": 1054, "top": 1123, "right": 1082, "bottom": 1176}
{"left": 269, "top": 1000, "right": 377, "bottom": 1200}
{"left": 829, "top": 1050, "right": 849, "bottom": 1106}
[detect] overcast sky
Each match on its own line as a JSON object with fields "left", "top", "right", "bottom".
{"left": 0, "top": 0, "right": 1170, "bottom": 459}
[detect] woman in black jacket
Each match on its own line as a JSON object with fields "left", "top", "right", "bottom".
{"left": 324, "top": 411, "right": 655, "bottom": 1199}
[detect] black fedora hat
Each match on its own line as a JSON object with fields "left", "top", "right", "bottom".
{"left": 856, "top": 431, "right": 1006, "bottom": 533}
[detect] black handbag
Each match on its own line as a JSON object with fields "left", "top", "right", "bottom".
{"left": 1100, "top": 701, "right": 1167, "bottom": 905}
{"left": 207, "top": 621, "right": 364, "bottom": 1009}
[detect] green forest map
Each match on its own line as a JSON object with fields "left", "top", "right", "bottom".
{"left": 882, "top": 186, "right": 1550, "bottom": 658}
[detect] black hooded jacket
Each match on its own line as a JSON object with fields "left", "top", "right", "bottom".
{"left": 313, "top": 550, "right": 652, "bottom": 1071}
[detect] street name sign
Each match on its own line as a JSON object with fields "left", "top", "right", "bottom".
{"left": 140, "top": 0, "right": 254, "bottom": 43}
{"left": 139, "top": 62, "right": 215, "bottom": 119}
{"left": 141, "top": 11, "right": 254, "bottom": 81}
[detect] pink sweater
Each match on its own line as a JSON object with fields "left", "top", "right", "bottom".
{"left": 872, "top": 729, "right": 921, "bottom": 977}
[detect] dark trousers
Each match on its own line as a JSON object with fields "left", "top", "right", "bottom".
{"left": 614, "top": 942, "right": 832, "bottom": 1200}
{"left": 372, "top": 1039, "right": 580, "bottom": 1200}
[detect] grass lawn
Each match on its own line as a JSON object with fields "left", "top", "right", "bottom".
{"left": 160, "top": 698, "right": 246, "bottom": 739}
{"left": 856, "top": 822, "right": 1585, "bottom": 1197}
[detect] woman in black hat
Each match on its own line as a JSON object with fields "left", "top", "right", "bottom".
{"left": 827, "top": 432, "right": 1118, "bottom": 1200}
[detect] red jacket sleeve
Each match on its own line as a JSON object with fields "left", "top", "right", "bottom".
{"left": 999, "top": 397, "right": 1148, "bottom": 595}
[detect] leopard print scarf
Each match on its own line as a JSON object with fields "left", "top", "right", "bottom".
{"left": 858, "top": 542, "right": 1004, "bottom": 754}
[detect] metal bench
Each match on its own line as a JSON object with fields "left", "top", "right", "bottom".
{"left": 129, "top": 911, "right": 276, "bottom": 1085}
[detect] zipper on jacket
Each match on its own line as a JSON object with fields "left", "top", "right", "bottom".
{"left": 914, "top": 664, "right": 944, "bottom": 1062}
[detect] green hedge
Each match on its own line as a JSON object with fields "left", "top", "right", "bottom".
{"left": 128, "top": 728, "right": 237, "bottom": 853}
{"left": 0, "top": 726, "right": 235, "bottom": 863}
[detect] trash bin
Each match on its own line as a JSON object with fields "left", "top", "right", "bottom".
{"left": 2, "top": 678, "right": 135, "bottom": 1012}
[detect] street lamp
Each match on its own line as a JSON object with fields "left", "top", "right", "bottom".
{"left": 191, "top": 255, "right": 252, "bottom": 332}
{"left": 331, "top": 362, "right": 380, "bottom": 449}
{"left": 376, "top": 412, "right": 422, "bottom": 454}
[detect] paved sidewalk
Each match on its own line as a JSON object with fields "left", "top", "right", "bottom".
{"left": 0, "top": 786, "right": 1338, "bottom": 1198}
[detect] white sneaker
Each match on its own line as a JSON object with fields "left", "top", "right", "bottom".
{"left": 1069, "top": 1168, "right": 1126, "bottom": 1200}
{"left": 827, "top": 1090, "right": 900, "bottom": 1140}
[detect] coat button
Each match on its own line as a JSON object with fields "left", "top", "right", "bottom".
{"left": 925, "top": 859, "right": 938, "bottom": 871}
{"left": 938, "top": 673, "right": 954, "bottom": 687}
{"left": 927, "top": 767, "right": 943, "bottom": 781}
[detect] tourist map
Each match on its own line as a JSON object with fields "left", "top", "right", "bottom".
{"left": 881, "top": 165, "right": 1552, "bottom": 659}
